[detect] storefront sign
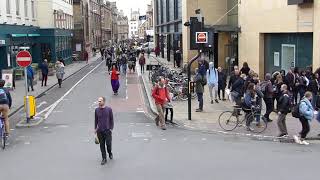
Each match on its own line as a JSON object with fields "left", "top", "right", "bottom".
{"left": 0, "top": 40, "right": 5, "bottom": 45}
{"left": 1, "top": 69, "right": 13, "bottom": 89}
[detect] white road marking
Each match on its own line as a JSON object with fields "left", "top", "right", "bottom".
{"left": 43, "top": 126, "right": 48, "bottom": 129}
{"left": 41, "top": 60, "right": 105, "bottom": 119}
{"left": 201, "top": 138, "right": 207, "bottom": 141}
{"left": 24, "top": 142, "right": 31, "bottom": 145}
{"left": 161, "top": 138, "right": 167, "bottom": 141}
{"left": 36, "top": 101, "right": 47, "bottom": 108}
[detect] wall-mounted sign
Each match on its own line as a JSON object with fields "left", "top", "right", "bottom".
{"left": 274, "top": 52, "right": 280, "bottom": 67}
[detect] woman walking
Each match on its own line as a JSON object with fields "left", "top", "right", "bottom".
{"left": 139, "top": 53, "right": 146, "bottom": 74}
{"left": 110, "top": 64, "right": 120, "bottom": 95}
{"left": 293, "top": 91, "right": 314, "bottom": 145}
{"left": 55, "top": 60, "right": 65, "bottom": 88}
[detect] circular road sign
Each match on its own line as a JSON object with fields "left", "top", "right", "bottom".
{"left": 16, "top": 51, "right": 32, "bottom": 67}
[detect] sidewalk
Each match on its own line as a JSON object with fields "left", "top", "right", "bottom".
{"left": 142, "top": 54, "right": 320, "bottom": 140}
{"left": 9, "top": 54, "right": 101, "bottom": 116}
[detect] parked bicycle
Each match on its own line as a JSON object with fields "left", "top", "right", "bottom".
{"left": 218, "top": 105, "right": 267, "bottom": 133}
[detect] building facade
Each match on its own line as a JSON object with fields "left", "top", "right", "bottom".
{"left": 111, "top": 2, "right": 118, "bottom": 43}
{"left": 129, "top": 9, "right": 140, "bottom": 39}
{"left": 89, "top": 0, "right": 102, "bottom": 49}
{"left": 239, "top": 0, "right": 320, "bottom": 76}
{"left": 73, "top": 0, "right": 91, "bottom": 60}
{"left": 37, "top": 0, "right": 74, "bottom": 63}
{"left": 154, "top": 0, "right": 182, "bottom": 62}
{"left": 117, "top": 11, "right": 129, "bottom": 43}
{"left": 101, "top": 1, "right": 112, "bottom": 46}
{"left": 0, "top": 0, "right": 40, "bottom": 69}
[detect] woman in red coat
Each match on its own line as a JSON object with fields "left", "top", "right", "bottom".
{"left": 110, "top": 64, "right": 120, "bottom": 95}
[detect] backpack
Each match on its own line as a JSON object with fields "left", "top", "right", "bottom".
{"left": 260, "top": 81, "right": 268, "bottom": 94}
{"left": 0, "top": 88, "right": 8, "bottom": 102}
{"left": 291, "top": 102, "right": 300, "bottom": 118}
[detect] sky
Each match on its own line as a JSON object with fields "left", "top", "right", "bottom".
{"left": 110, "top": 0, "right": 152, "bottom": 18}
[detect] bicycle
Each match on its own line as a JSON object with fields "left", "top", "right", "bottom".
{"left": 0, "top": 117, "right": 7, "bottom": 149}
{"left": 218, "top": 105, "right": 267, "bottom": 133}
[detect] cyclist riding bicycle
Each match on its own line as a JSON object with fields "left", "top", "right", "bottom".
{"left": 0, "top": 79, "right": 12, "bottom": 137}
{"left": 242, "top": 83, "right": 259, "bottom": 131}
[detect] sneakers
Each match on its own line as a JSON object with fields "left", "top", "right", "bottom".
{"left": 293, "top": 135, "right": 302, "bottom": 144}
{"left": 101, "top": 159, "right": 107, "bottom": 165}
{"left": 161, "top": 127, "right": 167, "bottom": 130}
{"left": 277, "top": 134, "right": 289, "bottom": 138}
{"left": 215, "top": 99, "right": 219, "bottom": 103}
{"left": 246, "top": 126, "right": 254, "bottom": 131}
{"left": 300, "top": 140, "right": 310, "bottom": 145}
{"left": 195, "top": 109, "right": 203, "bottom": 112}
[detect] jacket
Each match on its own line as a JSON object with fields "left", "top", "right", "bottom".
{"left": 55, "top": 64, "right": 65, "bottom": 79}
{"left": 27, "top": 66, "right": 34, "bottom": 79}
{"left": 0, "top": 87, "right": 12, "bottom": 108}
{"left": 285, "top": 73, "right": 295, "bottom": 91}
{"left": 307, "top": 79, "right": 319, "bottom": 94}
{"left": 278, "top": 93, "right": 290, "bottom": 114}
{"left": 243, "top": 92, "right": 254, "bottom": 109}
{"left": 264, "top": 81, "right": 274, "bottom": 99}
{"left": 218, "top": 71, "right": 227, "bottom": 88}
{"left": 206, "top": 68, "right": 218, "bottom": 86}
{"left": 299, "top": 98, "right": 314, "bottom": 120}
{"left": 194, "top": 73, "right": 205, "bottom": 93}
{"left": 231, "top": 78, "right": 244, "bottom": 95}
{"left": 228, "top": 72, "right": 239, "bottom": 89}
{"left": 40, "top": 62, "right": 49, "bottom": 75}
{"left": 152, "top": 86, "right": 170, "bottom": 105}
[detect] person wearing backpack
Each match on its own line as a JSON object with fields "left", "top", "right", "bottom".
{"left": 262, "top": 73, "right": 274, "bottom": 122}
{"left": 152, "top": 77, "right": 171, "bottom": 130}
{"left": 277, "top": 84, "right": 291, "bottom": 138}
{"left": 207, "top": 62, "right": 219, "bottom": 104}
{"left": 194, "top": 68, "right": 206, "bottom": 112}
{"left": 293, "top": 91, "right": 314, "bottom": 145}
{"left": 0, "top": 79, "right": 12, "bottom": 137}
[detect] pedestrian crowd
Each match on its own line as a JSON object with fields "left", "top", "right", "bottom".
{"left": 193, "top": 58, "right": 320, "bottom": 145}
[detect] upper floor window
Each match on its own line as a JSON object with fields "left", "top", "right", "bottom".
{"left": 31, "top": 0, "right": 35, "bottom": 19}
{"left": 6, "top": 0, "right": 11, "bottom": 14}
{"left": 24, "top": 0, "right": 28, "bottom": 17}
{"left": 16, "top": 0, "right": 20, "bottom": 16}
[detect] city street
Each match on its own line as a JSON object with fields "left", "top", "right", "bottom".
{"left": 1, "top": 60, "right": 320, "bottom": 180}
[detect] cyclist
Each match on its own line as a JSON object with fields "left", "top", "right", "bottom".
{"left": 0, "top": 79, "right": 12, "bottom": 137}
{"left": 242, "top": 83, "right": 257, "bottom": 131}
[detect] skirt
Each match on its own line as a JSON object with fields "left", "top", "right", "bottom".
{"left": 111, "top": 79, "right": 120, "bottom": 93}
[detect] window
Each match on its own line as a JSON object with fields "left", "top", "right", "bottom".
{"left": 16, "top": 0, "right": 20, "bottom": 16}
{"left": 6, "top": 0, "right": 11, "bottom": 14}
{"left": 31, "top": 0, "right": 35, "bottom": 18}
{"left": 24, "top": 0, "right": 28, "bottom": 17}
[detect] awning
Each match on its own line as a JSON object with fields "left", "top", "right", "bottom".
{"left": 11, "top": 34, "right": 28, "bottom": 37}
{"left": 28, "top": 34, "right": 40, "bottom": 37}
{"left": 204, "top": 25, "right": 241, "bottom": 33}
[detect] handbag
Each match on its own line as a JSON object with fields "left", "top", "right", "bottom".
{"left": 94, "top": 134, "right": 100, "bottom": 144}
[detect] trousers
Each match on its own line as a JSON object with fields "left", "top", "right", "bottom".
{"left": 299, "top": 116, "right": 310, "bottom": 139}
{"left": 97, "top": 130, "right": 112, "bottom": 159}
{"left": 277, "top": 113, "right": 288, "bottom": 135}
{"left": 208, "top": 84, "right": 218, "bottom": 100}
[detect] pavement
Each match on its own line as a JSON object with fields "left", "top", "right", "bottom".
{"left": 1, "top": 58, "right": 320, "bottom": 180}
{"left": 141, "top": 54, "right": 320, "bottom": 141}
{"left": 9, "top": 54, "right": 101, "bottom": 116}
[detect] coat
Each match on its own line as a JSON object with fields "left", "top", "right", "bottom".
{"left": 194, "top": 73, "right": 205, "bottom": 93}
{"left": 206, "top": 68, "right": 218, "bottom": 86}
{"left": 299, "top": 98, "right": 314, "bottom": 120}
{"left": 55, "top": 64, "right": 65, "bottom": 79}
{"left": 218, "top": 71, "right": 227, "bottom": 89}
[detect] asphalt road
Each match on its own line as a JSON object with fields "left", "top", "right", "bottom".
{"left": 1, "top": 62, "right": 320, "bottom": 180}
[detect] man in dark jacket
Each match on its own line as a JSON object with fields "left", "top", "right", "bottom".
{"left": 231, "top": 74, "right": 245, "bottom": 106}
{"left": 228, "top": 67, "right": 240, "bottom": 89}
{"left": 277, "top": 84, "right": 290, "bottom": 137}
{"left": 218, "top": 67, "right": 227, "bottom": 100}
{"left": 95, "top": 97, "right": 114, "bottom": 165}
{"left": 194, "top": 68, "right": 206, "bottom": 112}
{"left": 27, "top": 66, "right": 34, "bottom": 92}
{"left": 40, "top": 59, "right": 49, "bottom": 87}
{"left": 285, "top": 68, "right": 295, "bottom": 92}
{"left": 0, "top": 79, "right": 12, "bottom": 136}
{"left": 262, "top": 73, "right": 274, "bottom": 122}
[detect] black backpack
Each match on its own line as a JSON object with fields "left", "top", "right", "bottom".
{"left": 0, "top": 88, "right": 8, "bottom": 102}
{"left": 291, "top": 102, "right": 300, "bottom": 118}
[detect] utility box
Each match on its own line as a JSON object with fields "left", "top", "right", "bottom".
{"left": 24, "top": 96, "right": 36, "bottom": 117}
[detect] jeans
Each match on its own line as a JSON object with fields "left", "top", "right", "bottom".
{"left": 263, "top": 98, "right": 274, "bottom": 121}
{"left": 208, "top": 84, "right": 218, "bottom": 101}
{"left": 140, "top": 64, "right": 145, "bottom": 73}
{"left": 299, "top": 116, "right": 310, "bottom": 139}
{"left": 42, "top": 73, "right": 48, "bottom": 86}
{"left": 277, "top": 113, "right": 288, "bottom": 135}
{"left": 97, "top": 130, "right": 112, "bottom": 160}
{"left": 27, "top": 77, "right": 33, "bottom": 91}
{"left": 197, "top": 93, "right": 204, "bottom": 110}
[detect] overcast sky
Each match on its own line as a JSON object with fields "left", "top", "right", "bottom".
{"left": 110, "top": 0, "right": 151, "bottom": 18}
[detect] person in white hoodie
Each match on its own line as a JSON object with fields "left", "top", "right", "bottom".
{"left": 207, "top": 62, "right": 219, "bottom": 104}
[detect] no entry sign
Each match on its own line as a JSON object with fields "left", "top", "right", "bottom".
{"left": 16, "top": 51, "right": 32, "bottom": 67}
{"left": 196, "top": 32, "right": 208, "bottom": 44}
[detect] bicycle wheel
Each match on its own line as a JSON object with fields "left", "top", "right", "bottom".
{"left": 218, "top": 111, "right": 239, "bottom": 131}
{"left": 0, "top": 127, "right": 5, "bottom": 150}
{"left": 247, "top": 114, "right": 267, "bottom": 133}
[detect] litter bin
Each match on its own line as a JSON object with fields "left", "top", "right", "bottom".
{"left": 24, "top": 96, "right": 36, "bottom": 118}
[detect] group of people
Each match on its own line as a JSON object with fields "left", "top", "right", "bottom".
{"left": 193, "top": 59, "right": 320, "bottom": 145}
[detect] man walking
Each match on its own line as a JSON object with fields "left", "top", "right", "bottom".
{"left": 277, "top": 84, "right": 290, "bottom": 137}
{"left": 40, "top": 59, "right": 49, "bottom": 87}
{"left": 95, "top": 97, "right": 114, "bottom": 165}
{"left": 207, "top": 62, "right": 219, "bottom": 104}
{"left": 194, "top": 68, "right": 206, "bottom": 112}
{"left": 27, "top": 65, "right": 34, "bottom": 92}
